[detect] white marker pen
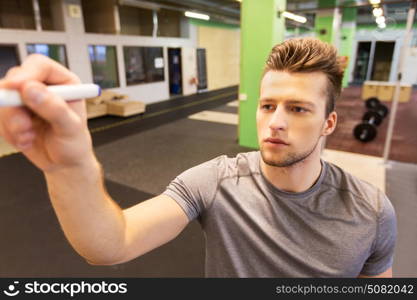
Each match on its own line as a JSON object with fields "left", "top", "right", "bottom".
{"left": 0, "top": 84, "right": 101, "bottom": 107}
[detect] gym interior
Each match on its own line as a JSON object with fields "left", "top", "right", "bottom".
{"left": 0, "top": 0, "right": 416, "bottom": 277}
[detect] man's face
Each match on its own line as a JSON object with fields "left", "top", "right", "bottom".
{"left": 256, "top": 70, "right": 336, "bottom": 167}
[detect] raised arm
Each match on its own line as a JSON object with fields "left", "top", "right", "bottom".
{"left": 0, "top": 54, "right": 189, "bottom": 265}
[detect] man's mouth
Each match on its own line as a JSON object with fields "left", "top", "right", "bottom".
{"left": 264, "top": 138, "right": 289, "bottom": 145}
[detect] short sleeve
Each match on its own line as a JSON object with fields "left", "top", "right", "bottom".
{"left": 360, "top": 193, "right": 397, "bottom": 276}
{"left": 163, "top": 155, "right": 227, "bottom": 221}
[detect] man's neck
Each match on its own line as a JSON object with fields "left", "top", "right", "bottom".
{"left": 260, "top": 150, "right": 323, "bottom": 193}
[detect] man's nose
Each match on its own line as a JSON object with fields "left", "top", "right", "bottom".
{"left": 268, "top": 107, "right": 287, "bottom": 131}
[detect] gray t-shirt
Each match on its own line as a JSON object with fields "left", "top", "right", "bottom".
{"left": 163, "top": 151, "right": 397, "bottom": 277}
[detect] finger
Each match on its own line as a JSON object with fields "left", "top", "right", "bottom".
{"left": 0, "top": 106, "right": 33, "bottom": 136}
{"left": 15, "top": 130, "right": 36, "bottom": 150}
{"left": 0, "top": 66, "right": 22, "bottom": 85}
{"left": 4, "top": 66, "right": 22, "bottom": 78}
{"left": 0, "top": 105, "right": 34, "bottom": 147}
{"left": 0, "top": 121, "right": 17, "bottom": 146}
{"left": 0, "top": 78, "right": 7, "bottom": 89}
{"left": 0, "top": 117, "right": 35, "bottom": 151}
{"left": 21, "top": 80, "right": 81, "bottom": 137}
{"left": 0, "top": 68, "right": 21, "bottom": 87}
{"left": 3, "top": 54, "right": 80, "bottom": 89}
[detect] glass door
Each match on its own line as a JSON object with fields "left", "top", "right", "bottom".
{"left": 352, "top": 42, "right": 372, "bottom": 84}
{"left": 371, "top": 41, "right": 395, "bottom": 82}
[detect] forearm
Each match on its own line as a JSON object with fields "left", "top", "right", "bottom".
{"left": 44, "top": 156, "right": 126, "bottom": 265}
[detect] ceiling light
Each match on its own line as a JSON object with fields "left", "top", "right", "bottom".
{"left": 184, "top": 11, "right": 210, "bottom": 21}
{"left": 282, "top": 11, "right": 307, "bottom": 23}
{"left": 372, "top": 7, "right": 383, "bottom": 18}
{"left": 370, "top": 0, "right": 381, "bottom": 4}
{"left": 375, "top": 16, "right": 385, "bottom": 24}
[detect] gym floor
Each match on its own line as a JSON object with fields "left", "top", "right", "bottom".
{"left": 0, "top": 86, "right": 416, "bottom": 277}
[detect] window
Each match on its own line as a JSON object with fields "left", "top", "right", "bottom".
{"left": 157, "top": 9, "right": 183, "bottom": 38}
{"left": 0, "top": 45, "right": 20, "bottom": 77}
{"left": 119, "top": 5, "right": 153, "bottom": 36}
{"left": 26, "top": 44, "right": 68, "bottom": 67}
{"left": 81, "top": 0, "right": 117, "bottom": 34}
{"left": 88, "top": 45, "right": 119, "bottom": 88}
{"left": 123, "top": 46, "right": 164, "bottom": 85}
{"left": 38, "top": 0, "right": 64, "bottom": 31}
{"left": 0, "top": 0, "right": 36, "bottom": 30}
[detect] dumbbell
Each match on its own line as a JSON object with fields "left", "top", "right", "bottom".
{"left": 365, "top": 97, "right": 389, "bottom": 118}
{"left": 365, "top": 97, "right": 380, "bottom": 109}
{"left": 353, "top": 110, "right": 384, "bottom": 142}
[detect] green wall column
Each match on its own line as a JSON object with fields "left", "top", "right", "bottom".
{"left": 314, "top": 0, "right": 337, "bottom": 44}
{"left": 339, "top": 3, "right": 357, "bottom": 87}
{"left": 238, "top": 0, "right": 286, "bottom": 149}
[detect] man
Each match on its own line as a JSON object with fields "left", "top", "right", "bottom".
{"left": 0, "top": 38, "right": 396, "bottom": 277}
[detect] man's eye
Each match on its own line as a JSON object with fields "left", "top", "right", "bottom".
{"left": 291, "top": 106, "right": 308, "bottom": 113}
{"left": 261, "top": 104, "right": 274, "bottom": 111}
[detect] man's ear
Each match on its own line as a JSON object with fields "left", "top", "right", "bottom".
{"left": 322, "top": 111, "right": 337, "bottom": 136}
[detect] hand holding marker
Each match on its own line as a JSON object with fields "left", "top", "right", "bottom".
{"left": 0, "top": 54, "right": 100, "bottom": 173}
{"left": 0, "top": 84, "right": 101, "bottom": 107}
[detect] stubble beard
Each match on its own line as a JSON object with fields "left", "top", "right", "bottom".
{"left": 260, "top": 136, "right": 322, "bottom": 168}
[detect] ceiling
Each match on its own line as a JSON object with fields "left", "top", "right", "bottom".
{"left": 146, "top": 0, "right": 241, "bottom": 21}
{"left": 137, "top": 0, "right": 416, "bottom": 27}
{"left": 144, "top": 0, "right": 318, "bottom": 26}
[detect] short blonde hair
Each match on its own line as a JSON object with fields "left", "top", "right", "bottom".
{"left": 264, "top": 38, "right": 344, "bottom": 116}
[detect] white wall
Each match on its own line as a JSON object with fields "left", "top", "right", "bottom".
{"left": 403, "top": 47, "right": 417, "bottom": 85}
{"left": 0, "top": 0, "right": 198, "bottom": 104}
{"left": 197, "top": 26, "right": 240, "bottom": 91}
